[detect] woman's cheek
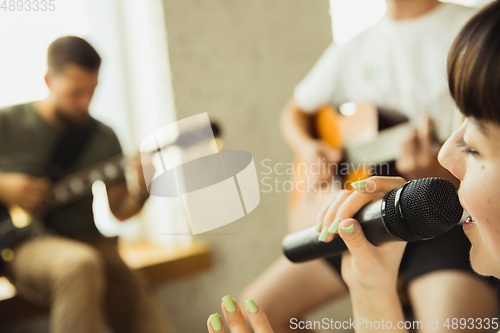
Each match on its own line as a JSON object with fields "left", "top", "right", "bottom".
{"left": 459, "top": 169, "right": 486, "bottom": 221}
{"left": 460, "top": 163, "right": 500, "bottom": 275}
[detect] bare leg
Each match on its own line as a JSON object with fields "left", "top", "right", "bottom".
{"left": 240, "top": 256, "right": 347, "bottom": 333}
{"left": 408, "top": 270, "right": 498, "bottom": 333}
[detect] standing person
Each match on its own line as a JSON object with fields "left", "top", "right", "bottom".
{"left": 0, "top": 36, "right": 172, "bottom": 333}
{"left": 240, "top": 1, "right": 498, "bottom": 332}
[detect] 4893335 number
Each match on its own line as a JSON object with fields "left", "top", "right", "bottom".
{"left": 443, "top": 318, "right": 499, "bottom": 330}
{"left": 1, "top": 0, "right": 55, "bottom": 11}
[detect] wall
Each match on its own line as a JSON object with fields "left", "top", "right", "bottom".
{"left": 157, "top": 1, "right": 352, "bottom": 332}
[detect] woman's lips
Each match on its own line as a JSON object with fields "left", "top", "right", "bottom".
{"left": 463, "top": 215, "right": 477, "bottom": 231}
{"left": 464, "top": 216, "right": 476, "bottom": 224}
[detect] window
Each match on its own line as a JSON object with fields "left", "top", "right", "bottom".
{"left": 0, "top": 1, "right": 89, "bottom": 107}
{"left": 329, "top": 0, "right": 491, "bottom": 44}
{"left": 0, "top": 0, "right": 183, "bottom": 245}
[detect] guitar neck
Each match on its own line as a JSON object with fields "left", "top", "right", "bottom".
{"left": 344, "top": 113, "right": 460, "bottom": 166}
{"left": 345, "top": 123, "right": 414, "bottom": 166}
{"left": 44, "top": 154, "right": 128, "bottom": 213}
{"left": 42, "top": 119, "right": 220, "bottom": 214}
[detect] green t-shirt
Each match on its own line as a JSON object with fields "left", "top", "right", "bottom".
{"left": 0, "top": 102, "right": 124, "bottom": 238}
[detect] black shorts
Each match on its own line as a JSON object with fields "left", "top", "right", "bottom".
{"left": 324, "top": 225, "right": 500, "bottom": 290}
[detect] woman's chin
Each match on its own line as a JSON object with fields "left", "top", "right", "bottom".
{"left": 463, "top": 219, "right": 500, "bottom": 277}
{"left": 469, "top": 246, "right": 499, "bottom": 278}
{"left": 470, "top": 251, "right": 487, "bottom": 276}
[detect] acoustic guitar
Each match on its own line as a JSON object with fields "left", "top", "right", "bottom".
{"left": 287, "top": 103, "right": 462, "bottom": 232}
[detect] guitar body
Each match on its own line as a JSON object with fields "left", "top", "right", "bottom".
{"left": 0, "top": 203, "right": 48, "bottom": 275}
{"left": 315, "top": 103, "right": 379, "bottom": 186}
{"left": 288, "top": 103, "right": 405, "bottom": 232}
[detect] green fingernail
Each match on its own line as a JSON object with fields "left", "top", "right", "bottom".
{"left": 341, "top": 224, "right": 355, "bottom": 234}
{"left": 328, "top": 218, "right": 341, "bottom": 233}
{"left": 245, "top": 299, "right": 258, "bottom": 313}
{"left": 210, "top": 313, "right": 222, "bottom": 331}
{"left": 352, "top": 180, "right": 367, "bottom": 189}
{"left": 222, "top": 295, "right": 236, "bottom": 312}
{"left": 315, "top": 221, "right": 323, "bottom": 232}
{"left": 318, "top": 227, "right": 329, "bottom": 242}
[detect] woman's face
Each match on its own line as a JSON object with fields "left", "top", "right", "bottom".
{"left": 439, "top": 118, "right": 500, "bottom": 277}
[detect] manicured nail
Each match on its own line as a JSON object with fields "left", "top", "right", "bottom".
{"left": 328, "top": 218, "right": 341, "bottom": 233}
{"left": 222, "top": 295, "right": 236, "bottom": 312}
{"left": 341, "top": 224, "right": 355, "bottom": 234}
{"left": 245, "top": 299, "right": 258, "bottom": 313}
{"left": 318, "top": 227, "right": 329, "bottom": 242}
{"left": 315, "top": 221, "right": 323, "bottom": 232}
{"left": 210, "top": 313, "right": 222, "bottom": 331}
{"left": 352, "top": 180, "right": 367, "bottom": 189}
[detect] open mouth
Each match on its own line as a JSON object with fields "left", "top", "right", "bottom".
{"left": 464, "top": 215, "right": 476, "bottom": 224}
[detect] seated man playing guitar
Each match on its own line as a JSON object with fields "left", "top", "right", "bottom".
{"left": 0, "top": 36, "right": 171, "bottom": 333}
{"left": 241, "top": 1, "right": 499, "bottom": 332}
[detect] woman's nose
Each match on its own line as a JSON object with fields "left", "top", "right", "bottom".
{"left": 438, "top": 120, "right": 467, "bottom": 181}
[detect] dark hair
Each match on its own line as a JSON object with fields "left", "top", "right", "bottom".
{"left": 47, "top": 36, "right": 101, "bottom": 74}
{"left": 447, "top": 1, "right": 500, "bottom": 125}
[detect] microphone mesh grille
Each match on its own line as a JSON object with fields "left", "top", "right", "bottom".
{"left": 385, "top": 178, "right": 463, "bottom": 241}
{"left": 385, "top": 185, "right": 421, "bottom": 242}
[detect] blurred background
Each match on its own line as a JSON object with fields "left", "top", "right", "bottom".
{"left": 0, "top": 0, "right": 492, "bottom": 332}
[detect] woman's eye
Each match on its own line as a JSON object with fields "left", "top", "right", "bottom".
{"left": 454, "top": 137, "right": 480, "bottom": 156}
{"left": 463, "top": 146, "right": 479, "bottom": 156}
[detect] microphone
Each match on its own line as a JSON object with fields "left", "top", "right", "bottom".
{"left": 282, "top": 177, "right": 465, "bottom": 263}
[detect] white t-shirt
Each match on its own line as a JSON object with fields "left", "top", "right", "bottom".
{"left": 294, "top": 3, "right": 477, "bottom": 125}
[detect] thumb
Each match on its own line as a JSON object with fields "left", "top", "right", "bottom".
{"left": 338, "top": 218, "right": 372, "bottom": 257}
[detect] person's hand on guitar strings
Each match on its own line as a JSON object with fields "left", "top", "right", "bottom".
{"left": 395, "top": 115, "right": 458, "bottom": 185}
{"left": 0, "top": 172, "right": 51, "bottom": 212}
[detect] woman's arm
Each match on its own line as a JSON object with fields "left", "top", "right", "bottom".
{"left": 279, "top": 98, "right": 342, "bottom": 164}
{"left": 349, "top": 282, "right": 406, "bottom": 332}
{"left": 318, "top": 176, "right": 410, "bottom": 332}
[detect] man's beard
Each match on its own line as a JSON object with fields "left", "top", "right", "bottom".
{"left": 54, "top": 107, "right": 92, "bottom": 129}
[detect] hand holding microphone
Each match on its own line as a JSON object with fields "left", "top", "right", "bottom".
{"left": 282, "top": 177, "right": 465, "bottom": 292}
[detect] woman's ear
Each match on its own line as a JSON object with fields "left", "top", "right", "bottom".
{"left": 44, "top": 72, "right": 51, "bottom": 89}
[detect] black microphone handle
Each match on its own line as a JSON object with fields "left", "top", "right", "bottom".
{"left": 282, "top": 197, "right": 402, "bottom": 263}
